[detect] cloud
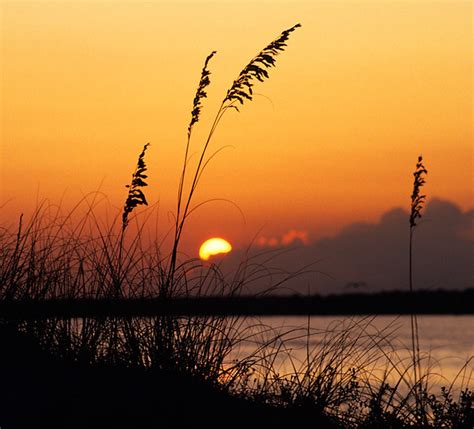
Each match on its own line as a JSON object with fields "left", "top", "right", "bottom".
{"left": 256, "top": 229, "right": 309, "bottom": 248}
{"left": 281, "top": 229, "right": 309, "bottom": 246}
{"left": 224, "top": 199, "right": 473, "bottom": 295}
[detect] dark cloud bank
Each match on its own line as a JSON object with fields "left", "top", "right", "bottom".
{"left": 223, "top": 199, "right": 473, "bottom": 295}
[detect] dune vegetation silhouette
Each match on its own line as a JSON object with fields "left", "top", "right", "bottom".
{"left": 0, "top": 24, "right": 473, "bottom": 428}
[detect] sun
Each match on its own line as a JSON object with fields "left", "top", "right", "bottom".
{"left": 199, "top": 238, "right": 232, "bottom": 261}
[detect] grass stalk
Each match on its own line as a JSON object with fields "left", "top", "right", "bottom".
{"left": 167, "top": 24, "right": 301, "bottom": 296}
{"left": 408, "top": 155, "right": 428, "bottom": 424}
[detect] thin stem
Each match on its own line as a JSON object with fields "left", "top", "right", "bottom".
{"left": 167, "top": 100, "right": 227, "bottom": 293}
{"left": 409, "top": 227, "right": 418, "bottom": 381}
{"left": 409, "top": 225, "right": 424, "bottom": 423}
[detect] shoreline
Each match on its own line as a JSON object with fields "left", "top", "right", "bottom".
{"left": 1, "top": 289, "right": 472, "bottom": 319}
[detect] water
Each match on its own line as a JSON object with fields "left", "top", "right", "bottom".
{"left": 229, "top": 315, "right": 474, "bottom": 393}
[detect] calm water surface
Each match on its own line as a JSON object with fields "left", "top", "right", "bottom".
{"left": 230, "top": 315, "right": 474, "bottom": 393}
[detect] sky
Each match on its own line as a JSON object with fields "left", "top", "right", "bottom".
{"left": 1, "top": 0, "right": 472, "bottom": 263}
{"left": 221, "top": 198, "right": 473, "bottom": 294}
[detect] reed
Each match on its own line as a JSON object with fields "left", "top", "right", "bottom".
{"left": 167, "top": 24, "right": 301, "bottom": 296}
{"left": 408, "top": 155, "right": 428, "bottom": 424}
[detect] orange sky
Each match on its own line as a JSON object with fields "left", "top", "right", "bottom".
{"left": 1, "top": 1, "right": 472, "bottom": 256}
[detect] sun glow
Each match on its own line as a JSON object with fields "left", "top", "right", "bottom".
{"left": 199, "top": 238, "right": 232, "bottom": 261}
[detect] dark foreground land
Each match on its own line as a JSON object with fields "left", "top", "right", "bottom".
{"left": 1, "top": 290, "right": 473, "bottom": 428}
{"left": 0, "top": 323, "right": 337, "bottom": 429}
{"left": 0, "top": 289, "right": 472, "bottom": 319}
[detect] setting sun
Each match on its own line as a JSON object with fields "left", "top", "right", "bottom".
{"left": 199, "top": 238, "right": 232, "bottom": 261}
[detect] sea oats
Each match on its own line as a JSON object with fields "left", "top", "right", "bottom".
{"left": 410, "top": 155, "right": 428, "bottom": 228}
{"left": 169, "top": 25, "right": 301, "bottom": 292}
{"left": 188, "top": 51, "right": 217, "bottom": 138}
{"left": 224, "top": 24, "right": 301, "bottom": 110}
{"left": 408, "top": 154, "right": 428, "bottom": 422}
{"left": 122, "top": 143, "right": 150, "bottom": 231}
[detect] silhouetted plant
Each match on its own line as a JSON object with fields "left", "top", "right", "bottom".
{"left": 168, "top": 24, "right": 301, "bottom": 294}
{"left": 187, "top": 51, "right": 217, "bottom": 138}
{"left": 408, "top": 154, "right": 428, "bottom": 425}
{"left": 169, "top": 52, "right": 217, "bottom": 287}
{"left": 426, "top": 387, "right": 474, "bottom": 428}
{"left": 224, "top": 23, "right": 301, "bottom": 109}
{"left": 122, "top": 143, "right": 150, "bottom": 232}
{"left": 410, "top": 155, "right": 428, "bottom": 229}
